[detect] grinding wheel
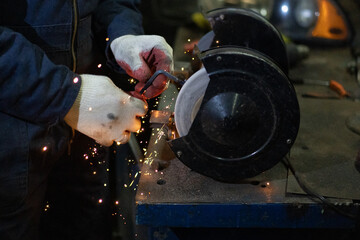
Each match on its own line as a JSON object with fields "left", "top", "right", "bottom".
{"left": 174, "top": 68, "right": 210, "bottom": 137}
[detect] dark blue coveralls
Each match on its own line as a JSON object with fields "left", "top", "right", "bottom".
{"left": 0, "top": 1, "right": 143, "bottom": 239}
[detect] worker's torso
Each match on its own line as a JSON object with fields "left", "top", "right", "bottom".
{"left": 0, "top": 0, "right": 101, "bottom": 72}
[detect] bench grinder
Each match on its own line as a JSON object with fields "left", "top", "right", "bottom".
{"left": 168, "top": 8, "right": 300, "bottom": 182}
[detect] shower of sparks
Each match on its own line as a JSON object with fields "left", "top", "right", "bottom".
{"left": 154, "top": 125, "right": 166, "bottom": 144}
{"left": 143, "top": 152, "right": 154, "bottom": 165}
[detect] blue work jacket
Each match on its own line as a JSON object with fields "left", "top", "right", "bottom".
{"left": 0, "top": 0, "right": 143, "bottom": 192}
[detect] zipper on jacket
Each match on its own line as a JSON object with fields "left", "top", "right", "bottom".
{"left": 68, "top": 0, "right": 79, "bottom": 155}
{"left": 71, "top": 0, "right": 78, "bottom": 72}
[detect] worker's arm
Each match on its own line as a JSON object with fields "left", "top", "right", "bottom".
{"left": 93, "top": 0, "right": 144, "bottom": 73}
{"left": 0, "top": 26, "right": 81, "bottom": 126}
{"left": 93, "top": 0, "right": 174, "bottom": 99}
{"left": 0, "top": 26, "right": 147, "bottom": 145}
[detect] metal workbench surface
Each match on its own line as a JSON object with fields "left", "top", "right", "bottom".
{"left": 135, "top": 47, "right": 360, "bottom": 229}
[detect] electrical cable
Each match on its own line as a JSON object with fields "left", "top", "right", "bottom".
{"left": 282, "top": 156, "right": 359, "bottom": 220}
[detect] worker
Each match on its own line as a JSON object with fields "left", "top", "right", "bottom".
{"left": 0, "top": 0, "right": 173, "bottom": 239}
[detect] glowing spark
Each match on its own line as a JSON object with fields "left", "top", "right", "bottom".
{"left": 88, "top": 107, "right": 92, "bottom": 111}
{"left": 187, "top": 38, "right": 191, "bottom": 42}
{"left": 129, "top": 78, "right": 136, "bottom": 84}
{"left": 129, "top": 180, "right": 134, "bottom": 187}
{"left": 105, "top": 37, "right": 109, "bottom": 41}
{"left": 98, "top": 199, "right": 103, "bottom": 204}
{"left": 181, "top": 67, "right": 185, "bottom": 71}
{"left": 104, "top": 183, "right": 107, "bottom": 187}
{"left": 115, "top": 201, "right": 119, "bottom": 205}
{"left": 116, "top": 141, "right": 121, "bottom": 145}
{"left": 73, "top": 77, "right": 79, "bottom": 83}
{"left": 93, "top": 171, "right": 97, "bottom": 175}
{"left": 42, "top": 146, "right": 48, "bottom": 152}
{"left": 266, "top": 182, "right": 270, "bottom": 186}
{"left": 97, "top": 64, "right": 102, "bottom": 68}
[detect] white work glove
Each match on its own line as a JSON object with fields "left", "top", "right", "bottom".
{"left": 64, "top": 74, "right": 148, "bottom": 146}
{"left": 110, "top": 35, "right": 174, "bottom": 99}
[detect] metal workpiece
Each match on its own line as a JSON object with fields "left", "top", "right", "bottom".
{"left": 140, "top": 70, "right": 185, "bottom": 95}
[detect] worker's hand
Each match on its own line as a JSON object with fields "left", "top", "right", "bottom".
{"left": 110, "top": 35, "right": 173, "bottom": 99}
{"left": 64, "top": 74, "right": 148, "bottom": 146}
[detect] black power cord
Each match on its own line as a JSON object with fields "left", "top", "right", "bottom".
{"left": 282, "top": 156, "right": 359, "bottom": 220}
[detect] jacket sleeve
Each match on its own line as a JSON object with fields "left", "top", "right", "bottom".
{"left": 0, "top": 27, "right": 81, "bottom": 126}
{"left": 93, "top": 0, "right": 144, "bottom": 72}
